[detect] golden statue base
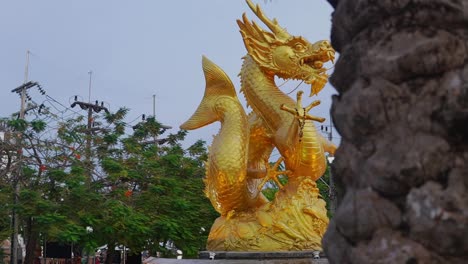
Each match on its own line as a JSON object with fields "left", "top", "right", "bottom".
{"left": 207, "top": 178, "right": 328, "bottom": 251}
{"left": 199, "top": 250, "right": 325, "bottom": 261}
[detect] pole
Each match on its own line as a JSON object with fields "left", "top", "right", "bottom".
{"left": 69, "top": 100, "right": 108, "bottom": 185}
{"left": 21, "top": 51, "right": 30, "bottom": 116}
{"left": 42, "top": 237, "right": 46, "bottom": 264}
{"left": 11, "top": 50, "right": 30, "bottom": 264}
{"left": 152, "top": 94, "right": 156, "bottom": 117}
{"left": 86, "top": 71, "right": 93, "bottom": 184}
{"left": 122, "top": 246, "right": 126, "bottom": 264}
{"left": 327, "top": 117, "right": 337, "bottom": 215}
{"left": 86, "top": 107, "right": 93, "bottom": 184}
{"left": 11, "top": 151, "right": 20, "bottom": 264}
{"left": 88, "top": 71, "right": 93, "bottom": 103}
{"left": 69, "top": 72, "right": 110, "bottom": 186}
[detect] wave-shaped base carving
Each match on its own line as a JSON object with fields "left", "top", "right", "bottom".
{"left": 207, "top": 177, "right": 329, "bottom": 251}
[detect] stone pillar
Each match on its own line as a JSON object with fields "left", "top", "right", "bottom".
{"left": 323, "top": 0, "right": 468, "bottom": 263}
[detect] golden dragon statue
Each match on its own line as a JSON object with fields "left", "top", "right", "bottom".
{"left": 180, "top": 0, "right": 336, "bottom": 251}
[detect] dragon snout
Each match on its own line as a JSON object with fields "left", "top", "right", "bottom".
{"left": 320, "top": 48, "right": 335, "bottom": 64}
{"left": 319, "top": 43, "right": 335, "bottom": 63}
{"left": 319, "top": 40, "right": 332, "bottom": 50}
{"left": 310, "top": 40, "right": 335, "bottom": 64}
{"left": 327, "top": 49, "right": 335, "bottom": 64}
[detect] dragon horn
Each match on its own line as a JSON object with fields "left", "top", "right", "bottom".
{"left": 245, "top": 0, "right": 290, "bottom": 40}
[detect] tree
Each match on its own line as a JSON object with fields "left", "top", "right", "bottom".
{"left": 1, "top": 115, "right": 99, "bottom": 264}
{"left": 0, "top": 121, "right": 16, "bottom": 242}
{"left": 323, "top": 0, "right": 468, "bottom": 263}
{"left": 1, "top": 105, "right": 217, "bottom": 262}
{"left": 96, "top": 114, "right": 217, "bottom": 258}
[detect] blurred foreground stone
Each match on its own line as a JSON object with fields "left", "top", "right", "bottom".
{"left": 323, "top": 0, "right": 468, "bottom": 263}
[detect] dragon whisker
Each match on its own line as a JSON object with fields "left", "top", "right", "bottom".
{"left": 277, "top": 78, "right": 290, "bottom": 87}
{"left": 325, "top": 65, "right": 335, "bottom": 72}
{"left": 287, "top": 80, "right": 304, "bottom": 95}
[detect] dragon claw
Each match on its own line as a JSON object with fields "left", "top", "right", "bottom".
{"left": 281, "top": 90, "right": 325, "bottom": 123}
{"left": 257, "top": 157, "right": 291, "bottom": 191}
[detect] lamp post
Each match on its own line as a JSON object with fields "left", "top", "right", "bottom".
{"left": 176, "top": 250, "right": 183, "bottom": 260}
{"left": 321, "top": 117, "right": 337, "bottom": 215}
{"left": 85, "top": 226, "right": 93, "bottom": 264}
{"left": 327, "top": 156, "right": 337, "bottom": 215}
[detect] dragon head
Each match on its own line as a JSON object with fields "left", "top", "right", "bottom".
{"left": 237, "top": 0, "right": 335, "bottom": 96}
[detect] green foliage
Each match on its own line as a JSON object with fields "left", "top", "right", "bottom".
{"left": 261, "top": 161, "right": 333, "bottom": 217}
{"left": 2, "top": 118, "right": 45, "bottom": 134}
{"left": 0, "top": 108, "right": 217, "bottom": 260}
{"left": 101, "top": 158, "right": 124, "bottom": 173}
{"left": 261, "top": 160, "right": 288, "bottom": 201}
{"left": 0, "top": 185, "right": 11, "bottom": 241}
{"left": 317, "top": 163, "right": 332, "bottom": 217}
{"left": 7, "top": 119, "right": 28, "bottom": 131}
{"left": 30, "top": 120, "right": 46, "bottom": 133}
{"left": 261, "top": 175, "right": 288, "bottom": 201}
{"left": 106, "top": 117, "right": 217, "bottom": 257}
{"left": 47, "top": 169, "right": 67, "bottom": 182}
{"left": 93, "top": 199, "right": 150, "bottom": 251}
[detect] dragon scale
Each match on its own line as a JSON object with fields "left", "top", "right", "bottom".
{"left": 240, "top": 55, "right": 327, "bottom": 180}
{"left": 180, "top": 57, "right": 263, "bottom": 216}
{"left": 240, "top": 55, "right": 295, "bottom": 131}
{"left": 206, "top": 97, "right": 251, "bottom": 215}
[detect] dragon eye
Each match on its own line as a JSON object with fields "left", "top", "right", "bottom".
{"left": 294, "top": 43, "right": 305, "bottom": 51}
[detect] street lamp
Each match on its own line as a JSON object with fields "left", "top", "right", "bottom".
{"left": 327, "top": 156, "right": 337, "bottom": 215}
{"left": 176, "top": 250, "right": 183, "bottom": 260}
{"left": 86, "top": 227, "right": 93, "bottom": 264}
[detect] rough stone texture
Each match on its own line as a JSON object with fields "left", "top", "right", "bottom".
{"left": 334, "top": 189, "right": 402, "bottom": 243}
{"left": 406, "top": 169, "right": 468, "bottom": 257}
{"left": 323, "top": 0, "right": 468, "bottom": 263}
{"left": 350, "top": 229, "right": 446, "bottom": 264}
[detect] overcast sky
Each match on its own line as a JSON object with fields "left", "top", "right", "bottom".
{"left": 0, "top": 0, "right": 339, "bottom": 149}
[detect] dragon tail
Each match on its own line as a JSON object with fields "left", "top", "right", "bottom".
{"left": 180, "top": 56, "right": 250, "bottom": 215}
{"left": 180, "top": 56, "right": 237, "bottom": 130}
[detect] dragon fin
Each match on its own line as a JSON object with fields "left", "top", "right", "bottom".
{"left": 180, "top": 56, "right": 237, "bottom": 130}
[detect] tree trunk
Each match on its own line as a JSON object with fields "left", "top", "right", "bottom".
{"left": 105, "top": 245, "right": 115, "bottom": 264}
{"left": 24, "top": 217, "right": 39, "bottom": 264}
{"left": 323, "top": 0, "right": 468, "bottom": 263}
